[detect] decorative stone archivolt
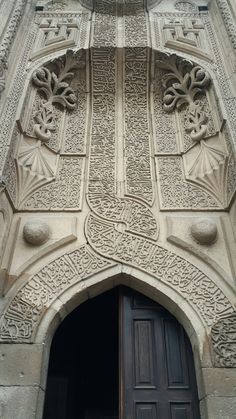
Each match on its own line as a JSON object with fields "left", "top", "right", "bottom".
{"left": 0, "top": 245, "right": 115, "bottom": 341}
{"left": 85, "top": 214, "right": 234, "bottom": 328}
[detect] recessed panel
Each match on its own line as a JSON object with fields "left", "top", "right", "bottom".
{"left": 170, "top": 403, "right": 193, "bottom": 419}
{"left": 135, "top": 403, "right": 158, "bottom": 419}
{"left": 164, "top": 320, "right": 188, "bottom": 388}
{"left": 134, "top": 320, "right": 156, "bottom": 387}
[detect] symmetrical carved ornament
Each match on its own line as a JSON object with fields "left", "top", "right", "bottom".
{"left": 156, "top": 54, "right": 232, "bottom": 208}
{"left": 10, "top": 50, "right": 85, "bottom": 209}
{"left": 211, "top": 313, "right": 236, "bottom": 367}
{"left": 162, "top": 17, "right": 212, "bottom": 62}
{"left": 31, "top": 16, "right": 80, "bottom": 61}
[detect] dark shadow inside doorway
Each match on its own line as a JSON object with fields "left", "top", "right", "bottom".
{"left": 43, "top": 288, "right": 119, "bottom": 419}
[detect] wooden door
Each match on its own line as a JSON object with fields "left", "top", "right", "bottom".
{"left": 120, "top": 288, "right": 200, "bottom": 419}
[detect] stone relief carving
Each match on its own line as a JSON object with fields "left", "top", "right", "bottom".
{"left": 157, "top": 54, "right": 211, "bottom": 141}
{"left": 31, "top": 50, "right": 78, "bottom": 141}
{"left": 7, "top": 50, "right": 86, "bottom": 210}
{"left": 85, "top": 213, "right": 234, "bottom": 327}
{"left": 216, "top": 0, "right": 236, "bottom": 51}
{"left": 31, "top": 16, "right": 80, "bottom": 61}
{"left": 211, "top": 313, "right": 236, "bottom": 367}
{"left": 156, "top": 157, "right": 218, "bottom": 209}
{"left": 88, "top": 47, "right": 158, "bottom": 239}
{"left": 156, "top": 54, "right": 234, "bottom": 208}
{"left": 162, "top": 17, "right": 212, "bottom": 62}
{"left": 124, "top": 48, "right": 153, "bottom": 204}
{"left": 0, "top": 245, "right": 115, "bottom": 341}
{"left": 0, "top": 0, "right": 27, "bottom": 98}
{"left": 174, "top": 1, "right": 197, "bottom": 12}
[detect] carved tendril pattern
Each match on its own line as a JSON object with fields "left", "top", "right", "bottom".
{"left": 157, "top": 55, "right": 211, "bottom": 142}
{"left": 32, "top": 50, "right": 79, "bottom": 142}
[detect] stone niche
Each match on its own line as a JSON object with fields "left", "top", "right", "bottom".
{"left": 78, "top": 0, "right": 162, "bottom": 11}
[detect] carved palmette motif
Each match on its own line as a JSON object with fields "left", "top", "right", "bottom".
{"left": 31, "top": 50, "right": 79, "bottom": 142}
{"left": 156, "top": 54, "right": 234, "bottom": 208}
{"left": 157, "top": 54, "right": 211, "bottom": 142}
{"left": 9, "top": 50, "right": 86, "bottom": 209}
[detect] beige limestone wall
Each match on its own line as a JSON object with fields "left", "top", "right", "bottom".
{"left": 0, "top": 0, "right": 236, "bottom": 418}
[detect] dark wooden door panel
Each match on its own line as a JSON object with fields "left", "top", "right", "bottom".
{"left": 134, "top": 320, "right": 156, "bottom": 388}
{"left": 170, "top": 403, "right": 194, "bottom": 419}
{"left": 135, "top": 402, "right": 158, "bottom": 419}
{"left": 120, "top": 288, "right": 200, "bottom": 419}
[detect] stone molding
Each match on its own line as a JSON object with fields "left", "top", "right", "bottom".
{"left": 0, "top": 0, "right": 27, "bottom": 98}
{"left": 216, "top": 0, "right": 236, "bottom": 51}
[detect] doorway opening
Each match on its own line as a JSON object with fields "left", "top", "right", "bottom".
{"left": 43, "top": 288, "right": 119, "bottom": 419}
{"left": 43, "top": 286, "right": 200, "bottom": 419}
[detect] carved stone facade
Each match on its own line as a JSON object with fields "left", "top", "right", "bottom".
{"left": 0, "top": 0, "right": 236, "bottom": 418}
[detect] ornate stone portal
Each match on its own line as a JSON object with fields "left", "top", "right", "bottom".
{"left": 0, "top": 0, "right": 236, "bottom": 418}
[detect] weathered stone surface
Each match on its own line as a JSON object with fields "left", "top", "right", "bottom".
{"left": 0, "top": 0, "right": 236, "bottom": 418}
{"left": 191, "top": 218, "right": 218, "bottom": 245}
{"left": 23, "top": 220, "right": 50, "bottom": 246}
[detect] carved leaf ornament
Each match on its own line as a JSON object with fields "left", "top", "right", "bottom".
{"left": 32, "top": 51, "right": 78, "bottom": 142}
{"left": 157, "top": 55, "right": 211, "bottom": 142}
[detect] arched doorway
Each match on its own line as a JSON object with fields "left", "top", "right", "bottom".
{"left": 43, "top": 287, "right": 200, "bottom": 419}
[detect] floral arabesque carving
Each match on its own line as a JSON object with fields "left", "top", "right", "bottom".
{"left": 211, "top": 313, "right": 236, "bottom": 367}
{"left": 157, "top": 55, "right": 211, "bottom": 142}
{"left": 32, "top": 50, "right": 79, "bottom": 142}
{"left": 156, "top": 54, "right": 230, "bottom": 207}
